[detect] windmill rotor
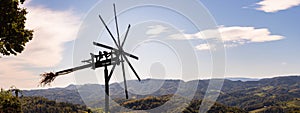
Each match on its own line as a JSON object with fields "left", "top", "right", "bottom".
{"left": 39, "top": 3, "right": 142, "bottom": 113}
{"left": 94, "top": 3, "right": 141, "bottom": 99}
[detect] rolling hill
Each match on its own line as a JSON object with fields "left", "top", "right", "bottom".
{"left": 22, "top": 76, "right": 300, "bottom": 112}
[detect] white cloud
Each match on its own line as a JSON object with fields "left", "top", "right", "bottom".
{"left": 21, "top": 6, "right": 80, "bottom": 67}
{"left": 146, "top": 25, "right": 168, "bottom": 38}
{"left": 0, "top": 3, "right": 80, "bottom": 89}
{"left": 218, "top": 26, "right": 284, "bottom": 43}
{"left": 169, "top": 26, "right": 284, "bottom": 51}
{"left": 195, "top": 44, "right": 210, "bottom": 51}
{"left": 256, "top": 0, "right": 300, "bottom": 12}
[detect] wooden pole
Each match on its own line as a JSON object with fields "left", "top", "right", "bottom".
{"left": 104, "top": 65, "right": 109, "bottom": 113}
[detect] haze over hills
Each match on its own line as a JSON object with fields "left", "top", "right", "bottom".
{"left": 225, "top": 77, "right": 260, "bottom": 82}
{"left": 21, "top": 76, "right": 300, "bottom": 112}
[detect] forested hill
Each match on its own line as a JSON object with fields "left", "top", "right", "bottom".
{"left": 111, "top": 94, "right": 246, "bottom": 113}
{"left": 21, "top": 96, "right": 90, "bottom": 113}
{"left": 0, "top": 90, "right": 91, "bottom": 113}
{"left": 22, "top": 76, "right": 300, "bottom": 112}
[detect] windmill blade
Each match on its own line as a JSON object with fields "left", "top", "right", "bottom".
{"left": 93, "top": 42, "right": 117, "bottom": 51}
{"left": 93, "top": 42, "right": 139, "bottom": 60}
{"left": 98, "top": 15, "right": 119, "bottom": 48}
{"left": 124, "top": 52, "right": 138, "bottom": 60}
{"left": 113, "top": 3, "right": 121, "bottom": 46}
{"left": 121, "top": 24, "right": 131, "bottom": 48}
{"left": 121, "top": 55, "right": 129, "bottom": 99}
{"left": 108, "top": 64, "right": 117, "bottom": 81}
{"left": 122, "top": 54, "right": 141, "bottom": 81}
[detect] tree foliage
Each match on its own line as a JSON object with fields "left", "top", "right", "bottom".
{"left": 0, "top": 0, "right": 33, "bottom": 56}
{"left": 110, "top": 95, "right": 247, "bottom": 113}
{"left": 21, "top": 96, "right": 91, "bottom": 113}
{"left": 1, "top": 88, "right": 91, "bottom": 113}
{"left": 0, "top": 88, "right": 22, "bottom": 113}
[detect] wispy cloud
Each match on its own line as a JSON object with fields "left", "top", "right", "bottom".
{"left": 255, "top": 0, "right": 300, "bottom": 13}
{"left": 22, "top": 6, "right": 80, "bottom": 67}
{"left": 0, "top": 2, "right": 80, "bottom": 89}
{"left": 195, "top": 44, "right": 211, "bottom": 51}
{"left": 169, "top": 26, "right": 284, "bottom": 51}
{"left": 146, "top": 25, "right": 168, "bottom": 38}
{"left": 218, "top": 26, "right": 284, "bottom": 43}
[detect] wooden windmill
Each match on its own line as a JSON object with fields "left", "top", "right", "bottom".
{"left": 40, "top": 4, "right": 141, "bottom": 113}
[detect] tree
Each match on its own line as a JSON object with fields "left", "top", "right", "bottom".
{"left": 0, "top": 0, "right": 33, "bottom": 56}
{"left": 0, "top": 88, "right": 22, "bottom": 113}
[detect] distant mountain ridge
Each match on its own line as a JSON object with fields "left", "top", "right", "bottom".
{"left": 22, "top": 76, "right": 300, "bottom": 112}
{"left": 225, "top": 77, "right": 260, "bottom": 82}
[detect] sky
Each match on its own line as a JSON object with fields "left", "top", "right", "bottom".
{"left": 0, "top": 0, "right": 300, "bottom": 89}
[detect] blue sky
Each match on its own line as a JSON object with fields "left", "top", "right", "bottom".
{"left": 0, "top": 0, "right": 299, "bottom": 89}
{"left": 200, "top": 0, "right": 300, "bottom": 77}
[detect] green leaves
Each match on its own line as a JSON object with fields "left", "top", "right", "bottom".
{"left": 0, "top": 0, "right": 33, "bottom": 56}
{"left": 0, "top": 88, "right": 22, "bottom": 113}
{"left": 21, "top": 96, "right": 91, "bottom": 113}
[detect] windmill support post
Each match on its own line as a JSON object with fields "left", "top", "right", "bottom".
{"left": 104, "top": 65, "right": 109, "bottom": 113}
